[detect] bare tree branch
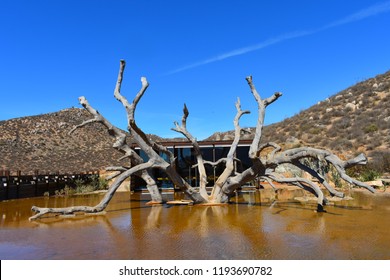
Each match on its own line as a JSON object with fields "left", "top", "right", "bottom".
{"left": 258, "top": 142, "right": 282, "bottom": 161}
{"left": 172, "top": 104, "right": 208, "bottom": 200}
{"left": 292, "top": 160, "right": 345, "bottom": 198}
{"left": 113, "top": 61, "right": 206, "bottom": 203}
{"left": 246, "top": 75, "right": 282, "bottom": 160}
{"left": 266, "top": 173, "right": 326, "bottom": 211}
{"left": 197, "top": 157, "right": 241, "bottom": 167}
{"left": 69, "top": 96, "right": 163, "bottom": 203}
{"left": 30, "top": 161, "right": 154, "bottom": 220}
{"left": 270, "top": 147, "right": 375, "bottom": 193}
{"left": 210, "top": 98, "right": 250, "bottom": 202}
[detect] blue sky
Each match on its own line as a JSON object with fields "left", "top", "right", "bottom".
{"left": 1, "top": 0, "right": 390, "bottom": 140}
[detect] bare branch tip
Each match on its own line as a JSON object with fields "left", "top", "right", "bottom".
{"left": 78, "top": 96, "right": 87, "bottom": 103}
{"left": 245, "top": 76, "right": 253, "bottom": 83}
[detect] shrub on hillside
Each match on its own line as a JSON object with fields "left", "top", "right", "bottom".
{"left": 346, "top": 165, "right": 382, "bottom": 182}
{"left": 363, "top": 124, "right": 378, "bottom": 134}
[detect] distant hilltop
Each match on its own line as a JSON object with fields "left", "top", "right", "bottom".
{"left": 1, "top": 70, "right": 389, "bottom": 174}
{"left": 0, "top": 108, "right": 126, "bottom": 174}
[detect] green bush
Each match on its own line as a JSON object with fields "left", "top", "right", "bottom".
{"left": 347, "top": 165, "right": 382, "bottom": 182}
{"left": 90, "top": 176, "right": 109, "bottom": 191}
{"left": 54, "top": 176, "right": 109, "bottom": 196}
{"left": 55, "top": 186, "right": 76, "bottom": 196}
{"left": 382, "top": 153, "right": 390, "bottom": 173}
{"left": 360, "top": 169, "right": 381, "bottom": 182}
{"left": 309, "top": 127, "right": 321, "bottom": 135}
{"left": 363, "top": 124, "right": 378, "bottom": 134}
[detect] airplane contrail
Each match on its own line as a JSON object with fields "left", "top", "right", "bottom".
{"left": 165, "top": 1, "right": 390, "bottom": 75}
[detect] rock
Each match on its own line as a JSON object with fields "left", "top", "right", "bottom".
{"left": 275, "top": 163, "right": 302, "bottom": 177}
{"left": 222, "top": 134, "right": 233, "bottom": 141}
{"left": 364, "top": 180, "right": 384, "bottom": 187}
{"left": 345, "top": 103, "right": 356, "bottom": 111}
{"left": 286, "top": 136, "right": 299, "bottom": 144}
{"left": 326, "top": 107, "right": 333, "bottom": 113}
{"left": 166, "top": 200, "right": 194, "bottom": 205}
{"left": 58, "top": 122, "right": 67, "bottom": 128}
{"left": 380, "top": 179, "right": 390, "bottom": 185}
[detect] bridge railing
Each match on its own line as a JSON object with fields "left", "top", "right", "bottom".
{"left": 0, "top": 170, "right": 100, "bottom": 201}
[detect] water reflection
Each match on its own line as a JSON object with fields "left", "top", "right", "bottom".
{"left": 0, "top": 190, "right": 389, "bottom": 259}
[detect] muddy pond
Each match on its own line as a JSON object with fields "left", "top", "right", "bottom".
{"left": 0, "top": 189, "right": 389, "bottom": 259}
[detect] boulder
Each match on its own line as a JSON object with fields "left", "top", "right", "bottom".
{"left": 364, "top": 180, "right": 384, "bottom": 187}
{"left": 345, "top": 102, "right": 356, "bottom": 111}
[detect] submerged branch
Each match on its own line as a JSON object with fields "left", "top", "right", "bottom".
{"left": 29, "top": 161, "right": 155, "bottom": 220}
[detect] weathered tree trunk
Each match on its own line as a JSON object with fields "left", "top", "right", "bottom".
{"left": 70, "top": 96, "right": 163, "bottom": 204}
{"left": 29, "top": 60, "right": 375, "bottom": 221}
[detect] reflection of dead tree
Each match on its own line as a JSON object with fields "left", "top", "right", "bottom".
{"left": 30, "top": 60, "right": 375, "bottom": 220}
{"left": 145, "top": 206, "right": 163, "bottom": 229}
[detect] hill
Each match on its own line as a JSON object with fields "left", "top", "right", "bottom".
{"left": 0, "top": 108, "right": 128, "bottom": 174}
{"left": 0, "top": 108, "right": 188, "bottom": 174}
{"left": 206, "top": 70, "right": 390, "bottom": 170}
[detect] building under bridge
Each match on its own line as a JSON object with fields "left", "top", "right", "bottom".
{"left": 130, "top": 139, "right": 257, "bottom": 191}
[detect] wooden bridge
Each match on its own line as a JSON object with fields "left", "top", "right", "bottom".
{"left": 0, "top": 170, "right": 100, "bottom": 201}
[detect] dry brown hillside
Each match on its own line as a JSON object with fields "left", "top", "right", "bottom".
{"left": 0, "top": 108, "right": 189, "bottom": 174}
{"left": 206, "top": 70, "right": 390, "bottom": 171}
{"left": 0, "top": 108, "right": 127, "bottom": 174}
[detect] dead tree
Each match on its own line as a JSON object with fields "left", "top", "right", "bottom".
{"left": 29, "top": 60, "right": 375, "bottom": 220}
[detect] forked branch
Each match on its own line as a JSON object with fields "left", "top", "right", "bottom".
{"left": 246, "top": 76, "right": 282, "bottom": 160}
{"left": 210, "top": 98, "right": 250, "bottom": 202}
{"left": 172, "top": 104, "right": 208, "bottom": 200}
{"left": 68, "top": 96, "right": 163, "bottom": 203}
{"left": 113, "top": 60, "right": 205, "bottom": 203}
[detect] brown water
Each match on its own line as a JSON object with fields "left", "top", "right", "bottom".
{"left": 0, "top": 190, "right": 389, "bottom": 259}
